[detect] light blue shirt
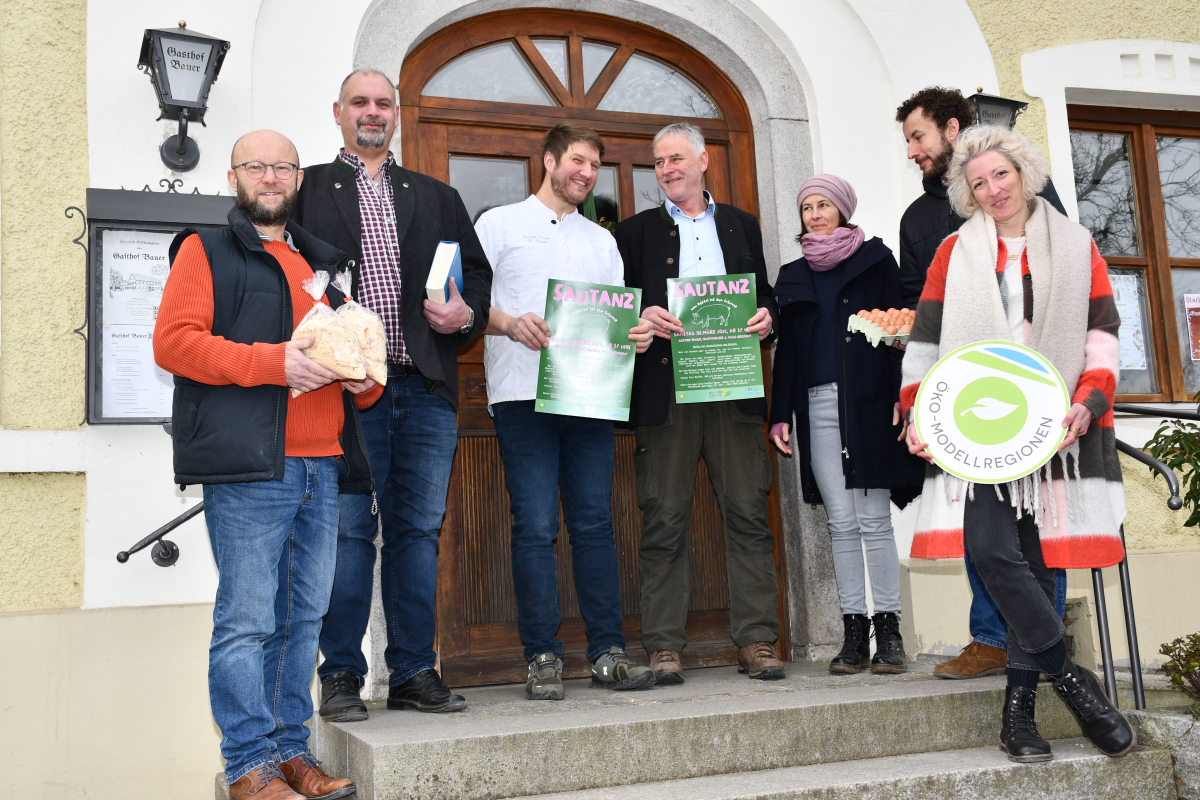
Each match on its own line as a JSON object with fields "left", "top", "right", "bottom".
{"left": 666, "top": 191, "right": 724, "bottom": 278}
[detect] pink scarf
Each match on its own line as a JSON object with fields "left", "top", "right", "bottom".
{"left": 802, "top": 225, "right": 865, "bottom": 271}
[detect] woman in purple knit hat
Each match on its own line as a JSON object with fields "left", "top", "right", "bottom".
{"left": 769, "top": 174, "right": 925, "bottom": 675}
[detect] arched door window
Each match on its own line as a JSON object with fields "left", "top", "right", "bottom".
{"left": 399, "top": 11, "right": 782, "bottom": 688}
{"left": 398, "top": 10, "right": 758, "bottom": 227}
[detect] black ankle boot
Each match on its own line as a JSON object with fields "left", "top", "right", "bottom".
{"left": 830, "top": 614, "right": 871, "bottom": 674}
{"left": 1000, "top": 686, "right": 1053, "bottom": 762}
{"left": 1049, "top": 660, "right": 1136, "bottom": 757}
{"left": 870, "top": 612, "right": 907, "bottom": 674}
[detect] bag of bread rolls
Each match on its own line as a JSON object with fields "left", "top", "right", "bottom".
{"left": 331, "top": 269, "right": 387, "bottom": 387}
{"left": 290, "top": 271, "right": 366, "bottom": 397}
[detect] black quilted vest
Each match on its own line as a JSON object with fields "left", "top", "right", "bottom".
{"left": 167, "top": 207, "right": 371, "bottom": 491}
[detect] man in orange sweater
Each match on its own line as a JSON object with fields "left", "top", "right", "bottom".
{"left": 155, "top": 129, "right": 378, "bottom": 800}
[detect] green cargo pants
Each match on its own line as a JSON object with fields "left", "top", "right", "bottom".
{"left": 634, "top": 398, "right": 780, "bottom": 653}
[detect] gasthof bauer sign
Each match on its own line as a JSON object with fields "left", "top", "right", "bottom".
{"left": 914, "top": 342, "right": 1069, "bottom": 484}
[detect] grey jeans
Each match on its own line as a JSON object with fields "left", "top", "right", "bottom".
{"left": 807, "top": 383, "right": 902, "bottom": 616}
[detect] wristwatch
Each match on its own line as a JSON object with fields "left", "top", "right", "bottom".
{"left": 459, "top": 307, "right": 475, "bottom": 334}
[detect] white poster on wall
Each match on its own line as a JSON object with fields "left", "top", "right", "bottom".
{"left": 101, "top": 229, "right": 176, "bottom": 418}
{"left": 1109, "top": 273, "right": 1147, "bottom": 371}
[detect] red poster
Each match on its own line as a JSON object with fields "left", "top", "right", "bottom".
{"left": 1187, "top": 294, "right": 1200, "bottom": 362}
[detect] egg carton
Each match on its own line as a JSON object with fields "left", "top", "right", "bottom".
{"left": 847, "top": 314, "right": 910, "bottom": 347}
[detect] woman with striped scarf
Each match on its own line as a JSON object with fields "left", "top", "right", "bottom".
{"left": 901, "top": 125, "right": 1135, "bottom": 763}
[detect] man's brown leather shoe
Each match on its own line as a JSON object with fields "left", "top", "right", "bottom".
{"left": 933, "top": 641, "right": 1007, "bottom": 679}
{"left": 649, "top": 649, "right": 684, "bottom": 685}
{"left": 279, "top": 754, "right": 355, "bottom": 800}
{"left": 738, "top": 641, "right": 785, "bottom": 680}
{"left": 228, "top": 765, "right": 303, "bottom": 800}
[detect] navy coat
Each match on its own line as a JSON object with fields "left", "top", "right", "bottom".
{"left": 769, "top": 237, "right": 924, "bottom": 508}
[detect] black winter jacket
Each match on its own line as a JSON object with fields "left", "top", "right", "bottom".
{"left": 769, "top": 237, "right": 924, "bottom": 508}
{"left": 292, "top": 157, "right": 492, "bottom": 408}
{"left": 616, "top": 202, "right": 777, "bottom": 427}
{"left": 899, "top": 176, "right": 1066, "bottom": 308}
{"left": 166, "top": 207, "right": 373, "bottom": 492}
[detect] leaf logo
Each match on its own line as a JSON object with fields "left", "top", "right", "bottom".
{"left": 953, "top": 377, "right": 1028, "bottom": 445}
{"left": 960, "top": 397, "right": 1019, "bottom": 421}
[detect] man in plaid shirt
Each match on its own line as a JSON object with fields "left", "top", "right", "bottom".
{"left": 293, "top": 69, "right": 492, "bottom": 719}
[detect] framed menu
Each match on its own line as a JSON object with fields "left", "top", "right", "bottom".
{"left": 85, "top": 188, "right": 234, "bottom": 424}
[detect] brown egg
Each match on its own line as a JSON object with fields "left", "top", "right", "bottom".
{"left": 857, "top": 310, "right": 870, "bottom": 319}
{"left": 900, "top": 308, "right": 912, "bottom": 315}
{"left": 871, "top": 308, "right": 882, "bottom": 316}
{"left": 886, "top": 308, "right": 899, "bottom": 317}
{"left": 884, "top": 324, "right": 899, "bottom": 335}
{"left": 900, "top": 323, "right": 912, "bottom": 334}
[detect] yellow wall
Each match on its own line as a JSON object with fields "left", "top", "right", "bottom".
{"left": 0, "top": 473, "right": 86, "bottom": 612}
{"left": 966, "top": 0, "right": 1200, "bottom": 160}
{"left": 0, "top": 0, "right": 90, "bottom": 429}
{"left": 1120, "top": 452, "right": 1200, "bottom": 550}
{"left": 0, "top": 604, "right": 224, "bottom": 800}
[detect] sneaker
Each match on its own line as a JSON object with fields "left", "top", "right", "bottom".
{"left": 526, "top": 652, "right": 565, "bottom": 700}
{"left": 318, "top": 671, "right": 368, "bottom": 722}
{"left": 649, "top": 649, "right": 685, "bottom": 685}
{"left": 590, "top": 646, "right": 656, "bottom": 690}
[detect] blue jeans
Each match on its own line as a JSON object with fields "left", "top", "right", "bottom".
{"left": 492, "top": 401, "right": 625, "bottom": 663}
{"left": 318, "top": 374, "right": 458, "bottom": 686}
{"left": 204, "top": 456, "right": 340, "bottom": 784}
{"left": 966, "top": 542, "right": 1067, "bottom": 649}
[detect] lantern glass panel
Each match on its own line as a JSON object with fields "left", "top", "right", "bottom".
{"left": 975, "top": 101, "right": 1014, "bottom": 129}
{"left": 160, "top": 37, "right": 214, "bottom": 103}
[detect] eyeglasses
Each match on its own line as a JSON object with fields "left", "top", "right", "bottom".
{"left": 233, "top": 161, "right": 298, "bottom": 180}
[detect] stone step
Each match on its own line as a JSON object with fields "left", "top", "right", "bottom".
{"left": 521, "top": 739, "right": 1175, "bottom": 800}
{"left": 311, "top": 664, "right": 1092, "bottom": 800}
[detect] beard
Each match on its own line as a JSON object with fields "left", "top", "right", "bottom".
{"left": 550, "top": 167, "right": 588, "bottom": 208}
{"left": 925, "top": 132, "right": 955, "bottom": 179}
{"left": 236, "top": 180, "right": 297, "bottom": 227}
{"left": 356, "top": 116, "right": 388, "bottom": 149}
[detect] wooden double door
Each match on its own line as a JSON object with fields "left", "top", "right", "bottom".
{"left": 399, "top": 10, "right": 788, "bottom": 685}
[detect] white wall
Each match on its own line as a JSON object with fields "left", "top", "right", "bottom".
{"left": 60, "top": 0, "right": 999, "bottom": 611}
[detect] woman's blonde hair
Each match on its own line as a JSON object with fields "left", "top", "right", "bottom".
{"left": 947, "top": 124, "right": 1049, "bottom": 218}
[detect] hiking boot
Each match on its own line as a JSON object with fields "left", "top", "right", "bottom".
{"left": 387, "top": 668, "right": 467, "bottom": 713}
{"left": 590, "top": 646, "right": 656, "bottom": 690}
{"left": 228, "top": 764, "right": 303, "bottom": 800}
{"left": 738, "top": 641, "right": 785, "bottom": 680}
{"left": 870, "top": 612, "right": 907, "bottom": 674}
{"left": 526, "top": 652, "right": 565, "bottom": 700}
{"left": 649, "top": 649, "right": 684, "bottom": 685}
{"left": 1050, "top": 660, "right": 1136, "bottom": 757}
{"left": 999, "top": 686, "right": 1053, "bottom": 763}
{"left": 830, "top": 614, "right": 871, "bottom": 674}
{"left": 934, "top": 642, "right": 1007, "bottom": 679}
{"left": 318, "top": 671, "right": 368, "bottom": 723}
{"left": 279, "top": 753, "right": 355, "bottom": 800}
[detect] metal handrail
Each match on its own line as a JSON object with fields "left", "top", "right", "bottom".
{"left": 116, "top": 502, "right": 204, "bottom": 567}
{"left": 1113, "top": 403, "right": 1200, "bottom": 422}
{"left": 1090, "top": 437, "right": 1185, "bottom": 711}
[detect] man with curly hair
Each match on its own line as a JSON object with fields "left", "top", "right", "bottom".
{"left": 895, "top": 87, "right": 1065, "bottom": 308}
{"left": 895, "top": 86, "right": 1067, "bottom": 682}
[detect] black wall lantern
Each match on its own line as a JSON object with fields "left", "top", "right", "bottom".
{"left": 138, "top": 21, "right": 230, "bottom": 172}
{"left": 968, "top": 87, "right": 1029, "bottom": 131}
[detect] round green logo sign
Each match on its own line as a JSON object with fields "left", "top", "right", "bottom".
{"left": 913, "top": 342, "right": 1069, "bottom": 484}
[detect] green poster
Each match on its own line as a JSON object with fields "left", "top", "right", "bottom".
{"left": 667, "top": 273, "right": 764, "bottom": 404}
{"left": 536, "top": 279, "right": 643, "bottom": 421}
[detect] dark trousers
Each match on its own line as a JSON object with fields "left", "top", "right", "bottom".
{"left": 963, "top": 483, "right": 1064, "bottom": 673}
{"left": 318, "top": 374, "right": 458, "bottom": 686}
{"left": 634, "top": 398, "right": 779, "bottom": 653}
{"left": 493, "top": 401, "right": 625, "bottom": 663}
